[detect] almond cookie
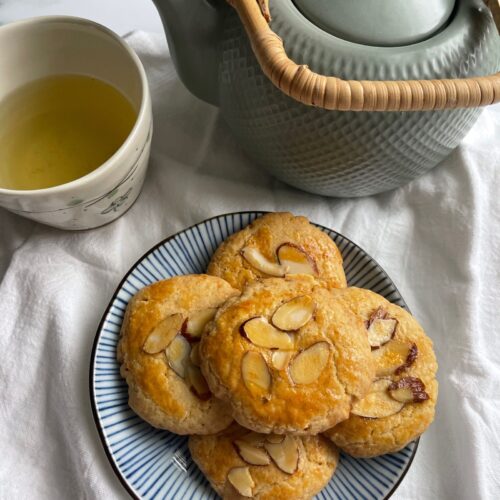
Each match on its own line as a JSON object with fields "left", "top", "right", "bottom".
{"left": 117, "top": 275, "right": 240, "bottom": 435}
{"left": 324, "top": 287, "right": 438, "bottom": 457}
{"left": 207, "top": 212, "right": 346, "bottom": 291}
{"left": 200, "top": 276, "right": 374, "bottom": 434}
{"left": 189, "top": 423, "right": 339, "bottom": 499}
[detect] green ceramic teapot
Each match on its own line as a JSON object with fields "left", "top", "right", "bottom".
{"left": 154, "top": 0, "right": 500, "bottom": 197}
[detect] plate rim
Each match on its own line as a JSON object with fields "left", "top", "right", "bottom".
{"left": 89, "top": 210, "right": 419, "bottom": 500}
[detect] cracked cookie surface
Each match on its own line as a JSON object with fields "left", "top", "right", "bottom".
{"left": 324, "top": 287, "right": 438, "bottom": 457}
{"left": 200, "top": 276, "right": 374, "bottom": 434}
{"left": 117, "top": 275, "right": 239, "bottom": 434}
{"left": 207, "top": 212, "right": 346, "bottom": 291}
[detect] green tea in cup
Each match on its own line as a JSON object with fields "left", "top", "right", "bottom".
{"left": 0, "top": 74, "right": 137, "bottom": 190}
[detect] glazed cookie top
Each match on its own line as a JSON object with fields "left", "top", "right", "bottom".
{"left": 200, "top": 276, "right": 375, "bottom": 434}
{"left": 117, "top": 274, "right": 240, "bottom": 434}
{"left": 207, "top": 212, "right": 347, "bottom": 291}
{"left": 324, "top": 287, "right": 438, "bottom": 457}
{"left": 189, "top": 423, "right": 339, "bottom": 500}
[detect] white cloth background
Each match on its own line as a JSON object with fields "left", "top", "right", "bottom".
{"left": 0, "top": 31, "right": 499, "bottom": 500}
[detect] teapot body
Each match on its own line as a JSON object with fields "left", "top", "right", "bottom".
{"left": 216, "top": 0, "right": 500, "bottom": 196}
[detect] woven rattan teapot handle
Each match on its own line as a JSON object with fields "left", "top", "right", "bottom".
{"left": 227, "top": 0, "right": 500, "bottom": 111}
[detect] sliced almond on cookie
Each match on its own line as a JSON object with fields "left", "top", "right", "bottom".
{"left": 165, "top": 334, "right": 191, "bottom": 378}
{"left": 394, "top": 342, "right": 418, "bottom": 375}
{"left": 189, "top": 342, "right": 202, "bottom": 367}
{"left": 186, "top": 364, "right": 211, "bottom": 400}
{"left": 240, "top": 432, "right": 266, "bottom": 447}
{"left": 366, "top": 308, "right": 398, "bottom": 349}
{"left": 182, "top": 308, "right": 217, "bottom": 341}
{"left": 365, "top": 306, "right": 387, "bottom": 325}
{"left": 264, "top": 435, "right": 299, "bottom": 474}
{"left": 276, "top": 243, "right": 317, "bottom": 276}
{"left": 351, "top": 378, "right": 404, "bottom": 418}
{"left": 266, "top": 434, "right": 285, "bottom": 444}
{"left": 241, "top": 351, "right": 271, "bottom": 395}
{"left": 241, "top": 246, "right": 285, "bottom": 277}
{"left": 227, "top": 466, "right": 254, "bottom": 497}
{"left": 289, "top": 342, "right": 330, "bottom": 384}
{"left": 234, "top": 440, "right": 271, "bottom": 466}
{"left": 240, "top": 317, "right": 294, "bottom": 350}
{"left": 373, "top": 340, "right": 418, "bottom": 377}
{"left": 271, "top": 295, "right": 315, "bottom": 331}
{"left": 271, "top": 350, "right": 293, "bottom": 371}
{"left": 388, "top": 377, "right": 430, "bottom": 403}
{"left": 368, "top": 318, "right": 397, "bottom": 348}
{"left": 143, "top": 313, "right": 184, "bottom": 354}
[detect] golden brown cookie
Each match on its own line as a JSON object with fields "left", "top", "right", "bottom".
{"left": 117, "top": 274, "right": 240, "bottom": 435}
{"left": 189, "top": 423, "right": 339, "bottom": 499}
{"left": 200, "top": 276, "right": 374, "bottom": 434}
{"left": 324, "top": 287, "right": 438, "bottom": 457}
{"left": 207, "top": 212, "right": 346, "bottom": 291}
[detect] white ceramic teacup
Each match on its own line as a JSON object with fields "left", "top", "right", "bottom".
{"left": 0, "top": 16, "right": 152, "bottom": 230}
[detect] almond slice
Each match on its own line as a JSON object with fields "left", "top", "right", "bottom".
{"left": 240, "top": 317, "right": 294, "bottom": 350}
{"left": 388, "top": 377, "right": 430, "bottom": 403}
{"left": 368, "top": 318, "right": 398, "bottom": 349}
{"left": 241, "top": 246, "right": 285, "bottom": 277}
{"left": 189, "top": 342, "right": 201, "bottom": 367}
{"left": 271, "top": 351, "right": 293, "bottom": 371}
{"left": 240, "top": 432, "right": 266, "bottom": 447}
{"left": 186, "top": 364, "right": 211, "bottom": 400}
{"left": 264, "top": 435, "right": 299, "bottom": 474}
{"left": 289, "top": 342, "right": 330, "bottom": 385}
{"left": 182, "top": 308, "right": 217, "bottom": 341}
{"left": 234, "top": 440, "right": 271, "bottom": 466}
{"left": 266, "top": 434, "right": 285, "bottom": 444}
{"left": 395, "top": 342, "right": 418, "bottom": 375}
{"left": 165, "top": 334, "right": 191, "bottom": 378}
{"left": 365, "top": 306, "right": 387, "bottom": 326}
{"left": 373, "top": 340, "right": 418, "bottom": 377}
{"left": 351, "top": 378, "right": 404, "bottom": 418}
{"left": 227, "top": 466, "right": 254, "bottom": 497}
{"left": 271, "top": 295, "right": 315, "bottom": 331}
{"left": 241, "top": 351, "right": 271, "bottom": 395}
{"left": 276, "top": 243, "right": 317, "bottom": 276}
{"left": 143, "top": 313, "right": 184, "bottom": 354}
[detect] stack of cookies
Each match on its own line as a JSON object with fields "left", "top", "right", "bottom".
{"left": 118, "top": 212, "right": 438, "bottom": 499}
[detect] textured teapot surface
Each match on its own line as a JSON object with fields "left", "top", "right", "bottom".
{"left": 155, "top": 0, "right": 500, "bottom": 197}
{"left": 293, "top": 0, "right": 456, "bottom": 46}
{"left": 214, "top": 0, "right": 500, "bottom": 197}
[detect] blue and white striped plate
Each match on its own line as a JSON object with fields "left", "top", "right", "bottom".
{"left": 90, "top": 212, "right": 418, "bottom": 500}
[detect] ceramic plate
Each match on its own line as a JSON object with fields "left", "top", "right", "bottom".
{"left": 90, "top": 212, "right": 418, "bottom": 499}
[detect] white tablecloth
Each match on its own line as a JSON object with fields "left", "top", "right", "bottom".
{"left": 1, "top": 31, "right": 499, "bottom": 500}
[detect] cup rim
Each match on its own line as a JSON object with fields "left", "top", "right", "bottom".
{"left": 0, "top": 15, "right": 150, "bottom": 197}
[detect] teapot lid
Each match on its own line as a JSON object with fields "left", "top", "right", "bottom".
{"left": 293, "top": 0, "right": 456, "bottom": 46}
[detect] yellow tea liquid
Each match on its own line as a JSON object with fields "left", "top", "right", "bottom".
{"left": 0, "top": 74, "right": 137, "bottom": 190}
